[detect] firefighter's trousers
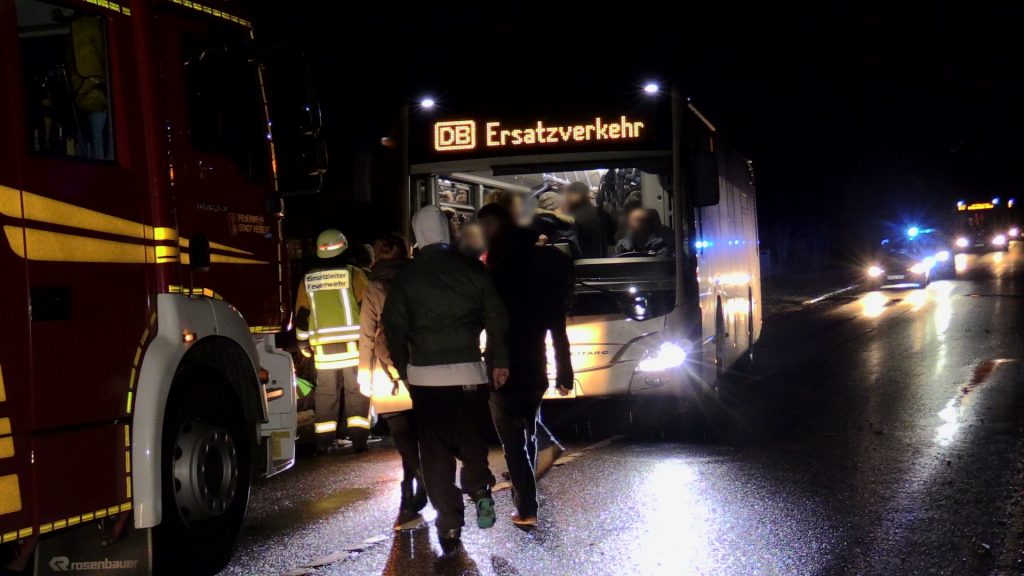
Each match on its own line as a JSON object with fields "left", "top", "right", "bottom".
{"left": 315, "top": 366, "right": 371, "bottom": 450}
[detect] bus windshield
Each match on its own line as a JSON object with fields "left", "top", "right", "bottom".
{"left": 444, "top": 167, "right": 676, "bottom": 318}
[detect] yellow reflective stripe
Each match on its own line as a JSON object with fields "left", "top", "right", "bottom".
{"left": 0, "top": 363, "right": 6, "bottom": 403}
{"left": 153, "top": 227, "right": 178, "bottom": 241}
{"left": 0, "top": 438, "right": 12, "bottom": 460}
{"left": 0, "top": 187, "right": 145, "bottom": 240}
{"left": 314, "top": 358, "right": 359, "bottom": 370}
{"left": 0, "top": 418, "right": 9, "bottom": 436}
{"left": 347, "top": 416, "right": 371, "bottom": 430}
{"left": 0, "top": 475, "right": 22, "bottom": 516}
{"left": 314, "top": 421, "right": 337, "bottom": 434}
{"left": 250, "top": 325, "right": 281, "bottom": 334}
{"left": 155, "top": 245, "right": 180, "bottom": 262}
{"left": 166, "top": 1, "right": 251, "bottom": 28}
{"left": 5, "top": 226, "right": 153, "bottom": 263}
{"left": 82, "top": 0, "right": 131, "bottom": 15}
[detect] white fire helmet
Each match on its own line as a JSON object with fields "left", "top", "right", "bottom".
{"left": 316, "top": 229, "right": 348, "bottom": 259}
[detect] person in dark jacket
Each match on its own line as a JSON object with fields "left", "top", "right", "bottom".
{"left": 382, "top": 206, "right": 509, "bottom": 552}
{"left": 478, "top": 202, "right": 574, "bottom": 528}
{"left": 564, "top": 181, "right": 609, "bottom": 258}
{"left": 615, "top": 207, "right": 675, "bottom": 257}
{"left": 530, "top": 191, "right": 580, "bottom": 258}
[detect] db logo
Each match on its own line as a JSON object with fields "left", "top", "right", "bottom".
{"left": 434, "top": 120, "right": 476, "bottom": 151}
{"left": 49, "top": 556, "right": 70, "bottom": 571}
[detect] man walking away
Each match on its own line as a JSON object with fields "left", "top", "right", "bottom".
{"left": 357, "top": 232, "right": 427, "bottom": 530}
{"left": 382, "top": 206, "right": 510, "bottom": 553}
{"left": 295, "top": 229, "right": 370, "bottom": 453}
{"left": 478, "top": 203, "right": 574, "bottom": 529}
{"left": 564, "top": 181, "right": 608, "bottom": 258}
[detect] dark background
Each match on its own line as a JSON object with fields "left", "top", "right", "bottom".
{"left": 255, "top": 0, "right": 1024, "bottom": 271}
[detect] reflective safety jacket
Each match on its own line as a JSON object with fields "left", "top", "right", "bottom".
{"left": 295, "top": 266, "right": 369, "bottom": 370}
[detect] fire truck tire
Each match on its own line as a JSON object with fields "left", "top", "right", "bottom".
{"left": 153, "top": 368, "right": 251, "bottom": 575}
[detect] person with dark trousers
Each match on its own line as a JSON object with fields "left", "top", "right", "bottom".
{"left": 564, "top": 181, "right": 608, "bottom": 258}
{"left": 382, "top": 206, "right": 509, "bottom": 553}
{"left": 357, "top": 232, "right": 427, "bottom": 530}
{"left": 477, "top": 202, "right": 574, "bottom": 528}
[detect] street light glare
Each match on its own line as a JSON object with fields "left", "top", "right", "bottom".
{"left": 420, "top": 97, "right": 435, "bottom": 109}
{"left": 643, "top": 82, "right": 660, "bottom": 94}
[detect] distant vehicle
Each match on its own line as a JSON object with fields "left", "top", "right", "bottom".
{"left": 952, "top": 199, "right": 1017, "bottom": 253}
{"left": 866, "top": 231, "right": 937, "bottom": 289}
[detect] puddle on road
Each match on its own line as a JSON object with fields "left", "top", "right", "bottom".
{"left": 246, "top": 487, "right": 373, "bottom": 535}
{"left": 935, "top": 359, "right": 1017, "bottom": 446}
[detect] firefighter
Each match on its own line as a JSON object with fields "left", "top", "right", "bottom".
{"left": 295, "top": 229, "right": 372, "bottom": 452}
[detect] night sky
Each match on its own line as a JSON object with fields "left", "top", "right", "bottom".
{"left": 258, "top": 1, "right": 1024, "bottom": 268}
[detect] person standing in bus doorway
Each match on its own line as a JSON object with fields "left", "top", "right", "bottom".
{"left": 564, "top": 181, "right": 609, "bottom": 258}
{"left": 477, "top": 202, "right": 574, "bottom": 529}
{"left": 357, "top": 232, "right": 429, "bottom": 530}
{"left": 295, "top": 229, "right": 371, "bottom": 453}
{"left": 382, "top": 206, "right": 509, "bottom": 553}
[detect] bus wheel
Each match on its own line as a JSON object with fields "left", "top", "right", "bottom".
{"left": 153, "top": 370, "right": 251, "bottom": 576}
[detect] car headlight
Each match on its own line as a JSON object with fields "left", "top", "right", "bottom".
{"left": 955, "top": 237, "right": 970, "bottom": 248}
{"left": 868, "top": 265, "right": 884, "bottom": 278}
{"left": 636, "top": 342, "right": 687, "bottom": 372}
{"left": 909, "top": 262, "right": 928, "bottom": 275}
{"left": 1010, "top": 227, "right": 1020, "bottom": 238}
{"left": 935, "top": 250, "right": 950, "bottom": 262}
{"left": 993, "top": 234, "right": 1007, "bottom": 246}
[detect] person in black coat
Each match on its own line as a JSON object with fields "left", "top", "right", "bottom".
{"left": 564, "top": 181, "right": 609, "bottom": 258}
{"left": 478, "top": 202, "right": 573, "bottom": 528}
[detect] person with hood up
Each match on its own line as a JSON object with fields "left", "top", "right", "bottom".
{"left": 357, "top": 233, "right": 427, "bottom": 531}
{"left": 530, "top": 191, "right": 580, "bottom": 258}
{"left": 382, "top": 206, "right": 509, "bottom": 553}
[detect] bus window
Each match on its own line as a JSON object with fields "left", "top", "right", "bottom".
{"left": 182, "top": 28, "right": 268, "bottom": 182}
{"left": 468, "top": 167, "right": 676, "bottom": 318}
{"left": 17, "top": 0, "right": 114, "bottom": 161}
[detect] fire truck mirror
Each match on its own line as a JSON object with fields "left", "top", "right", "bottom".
{"left": 266, "top": 194, "right": 285, "bottom": 218}
{"left": 190, "top": 234, "right": 211, "bottom": 272}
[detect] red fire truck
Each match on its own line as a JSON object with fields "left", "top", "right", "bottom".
{"left": 0, "top": 0, "right": 297, "bottom": 573}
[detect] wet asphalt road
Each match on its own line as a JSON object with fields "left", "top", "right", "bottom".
{"left": 222, "top": 245, "right": 1024, "bottom": 576}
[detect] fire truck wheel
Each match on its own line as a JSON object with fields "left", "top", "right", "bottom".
{"left": 154, "top": 369, "right": 251, "bottom": 575}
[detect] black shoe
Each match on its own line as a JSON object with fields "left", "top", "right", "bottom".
{"left": 399, "top": 479, "right": 416, "bottom": 517}
{"left": 438, "top": 528, "right": 461, "bottom": 555}
{"left": 412, "top": 472, "right": 428, "bottom": 513}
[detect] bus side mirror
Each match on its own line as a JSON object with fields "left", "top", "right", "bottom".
{"left": 691, "top": 149, "right": 720, "bottom": 207}
{"left": 190, "top": 234, "right": 211, "bottom": 272}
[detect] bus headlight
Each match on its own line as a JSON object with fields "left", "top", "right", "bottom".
{"left": 636, "top": 342, "right": 687, "bottom": 372}
{"left": 868, "top": 265, "right": 884, "bottom": 278}
{"left": 1010, "top": 227, "right": 1020, "bottom": 238}
{"left": 956, "top": 237, "right": 970, "bottom": 248}
{"left": 993, "top": 234, "right": 1007, "bottom": 246}
{"left": 909, "top": 262, "right": 928, "bottom": 275}
{"left": 935, "top": 250, "right": 950, "bottom": 262}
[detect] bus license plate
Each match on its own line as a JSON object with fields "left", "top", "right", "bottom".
{"left": 887, "top": 274, "right": 905, "bottom": 280}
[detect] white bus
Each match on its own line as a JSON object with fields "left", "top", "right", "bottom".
{"left": 397, "top": 88, "right": 761, "bottom": 404}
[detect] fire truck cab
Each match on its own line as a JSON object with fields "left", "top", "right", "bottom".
{"left": 0, "top": 0, "right": 296, "bottom": 573}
